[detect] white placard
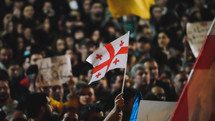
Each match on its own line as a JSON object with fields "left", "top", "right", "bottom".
{"left": 137, "top": 100, "right": 177, "bottom": 121}
{"left": 187, "top": 21, "right": 212, "bottom": 58}
{"left": 36, "top": 55, "right": 71, "bottom": 87}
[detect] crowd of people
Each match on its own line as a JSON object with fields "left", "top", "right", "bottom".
{"left": 0, "top": 0, "right": 215, "bottom": 121}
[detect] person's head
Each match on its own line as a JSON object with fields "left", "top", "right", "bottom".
{"left": 30, "top": 53, "right": 43, "bottom": 65}
{"left": 143, "top": 59, "right": 159, "bottom": 81}
{"left": 51, "top": 85, "right": 64, "bottom": 102}
{"left": 43, "top": 1, "right": 53, "bottom": 12}
{"left": 150, "top": 5, "right": 162, "bottom": 22}
{"left": 67, "top": 73, "right": 77, "bottom": 92}
{"left": 142, "top": 25, "right": 153, "bottom": 40}
{"left": 151, "top": 86, "right": 166, "bottom": 101}
{"left": 62, "top": 111, "right": 79, "bottom": 121}
{"left": 136, "top": 37, "right": 151, "bottom": 53}
{"left": 26, "top": 93, "right": 53, "bottom": 119}
{"left": 53, "top": 38, "right": 67, "bottom": 55}
{"left": 75, "top": 82, "right": 96, "bottom": 105}
{"left": 7, "top": 63, "right": 22, "bottom": 79}
{"left": 131, "top": 64, "right": 150, "bottom": 88}
{"left": 0, "top": 80, "right": 10, "bottom": 106}
{"left": 79, "top": 103, "right": 104, "bottom": 121}
{"left": 0, "top": 46, "right": 13, "bottom": 66}
{"left": 157, "top": 30, "right": 170, "bottom": 48}
{"left": 11, "top": 111, "right": 27, "bottom": 121}
{"left": 90, "top": 0, "right": 103, "bottom": 21}
{"left": 180, "top": 14, "right": 190, "bottom": 31}
{"left": 91, "top": 29, "right": 101, "bottom": 42}
{"left": 110, "top": 73, "right": 123, "bottom": 92}
{"left": 83, "top": 0, "right": 91, "bottom": 14}
{"left": 173, "top": 72, "right": 188, "bottom": 96}
{"left": 23, "top": 5, "right": 34, "bottom": 19}
{"left": 65, "top": 36, "right": 74, "bottom": 49}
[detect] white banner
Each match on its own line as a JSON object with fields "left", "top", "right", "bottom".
{"left": 36, "top": 55, "right": 71, "bottom": 87}
{"left": 137, "top": 100, "right": 177, "bottom": 121}
{"left": 187, "top": 21, "right": 212, "bottom": 58}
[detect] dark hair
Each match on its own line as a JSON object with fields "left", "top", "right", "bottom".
{"left": 137, "top": 36, "right": 150, "bottom": 43}
{"left": 141, "top": 58, "right": 157, "bottom": 64}
{"left": 79, "top": 103, "right": 104, "bottom": 121}
{"left": 90, "top": 0, "right": 103, "bottom": 8}
{"left": 0, "top": 69, "right": 9, "bottom": 81}
{"left": 74, "top": 81, "right": 92, "bottom": 95}
{"left": 26, "top": 93, "right": 48, "bottom": 118}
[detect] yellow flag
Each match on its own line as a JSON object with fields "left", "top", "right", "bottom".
{"left": 107, "top": 0, "right": 155, "bottom": 19}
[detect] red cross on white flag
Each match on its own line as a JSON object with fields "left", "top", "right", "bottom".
{"left": 86, "top": 32, "right": 129, "bottom": 84}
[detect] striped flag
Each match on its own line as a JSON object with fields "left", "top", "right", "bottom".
{"left": 86, "top": 32, "right": 129, "bottom": 84}
{"left": 170, "top": 18, "right": 215, "bottom": 121}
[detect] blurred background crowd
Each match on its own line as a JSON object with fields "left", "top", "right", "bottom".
{"left": 0, "top": 0, "right": 215, "bottom": 121}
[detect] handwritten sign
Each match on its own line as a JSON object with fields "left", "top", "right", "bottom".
{"left": 36, "top": 55, "right": 71, "bottom": 87}
{"left": 137, "top": 100, "right": 177, "bottom": 121}
{"left": 187, "top": 21, "right": 212, "bottom": 58}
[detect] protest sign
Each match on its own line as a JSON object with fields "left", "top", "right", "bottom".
{"left": 137, "top": 100, "right": 177, "bottom": 121}
{"left": 187, "top": 21, "right": 212, "bottom": 58}
{"left": 36, "top": 55, "right": 71, "bottom": 87}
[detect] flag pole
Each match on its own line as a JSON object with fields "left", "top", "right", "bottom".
{"left": 121, "top": 31, "right": 130, "bottom": 93}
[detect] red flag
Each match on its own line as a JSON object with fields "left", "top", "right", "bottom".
{"left": 86, "top": 32, "right": 129, "bottom": 84}
{"left": 170, "top": 18, "right": 215, "bottom": 121}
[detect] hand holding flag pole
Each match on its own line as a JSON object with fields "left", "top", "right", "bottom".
{"left": 86, "top": 32, "right": 130, "bottom": 93}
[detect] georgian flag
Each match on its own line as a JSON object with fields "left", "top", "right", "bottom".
{"left": 86, "top": 32, "right": 129, "bottom": 84}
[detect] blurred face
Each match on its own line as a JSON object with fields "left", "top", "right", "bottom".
{"left": 23, "top": 28, "right": 32, "bottom": 38}
{"left": 43, "top": 19, "right": 50, "bottom": 31}
{"left": 17, "top": 37, "right": 24, "bottom": 50}
{"left": 79, "top": 87, "right": 95, "bottom": 105}
{"left": 152, "top": 7, "right": 162, "bottom": 21}
{"left": 74, "top": 30, "right": 84, "bottom": 40}
{"left": 158, "top": 32, "right": 170, "bottom": 48}
{"left": 174, "top": 73, "right": 188, "bottom": 96}
{"left": 144, "top": 61, "right": 159, "bottom": 80}
{"left": 151, "top": 87, "right": 166, "bottom": 101}
{"left": 3, "top": 13, "right": 13, "bottom": 25}
{"left": 30, "top": 54, "right": 43, "bottom": 65}
{"left": 67, "top": 74, "right": 77, "bottom": 91}
{"left": 43, "top": 2, "right": 52, "bottom": 11}
{"left": 134, "top": 69, "right": 150, "bottom": 87}
{"left": 66, "top": 37, "right": 74, "bottom": 48}
{"left": 136, "top": 42, "right": 151, "bottom": 53}
{"left": 143, "top": 27, "right": 153, "bottom": 39}
{"left": 83, "top": 0, "right": 91, "bottom": 13}
{"left": 23, "top": 6, "right": 34, "bottom": 19}
{"left": 90, "top": 3, "right": 103, "bottom": 18}
{"left": 41, "top": 87, "right": 52, "bottom": 97}
{"left": 62, "top": 112, "right": 78, "bottom": 121}
{"left": 111, "top": 75, "right": 123, "bottom": 92}
{"left": 8, "top": 64, "right": 21, "bottom": 78}
{"left": 91, "top": 30, "right": 100, "bottom": 42}
{"left": 0, "top": 48, "right": 13, "bottom": 64}
{"left": 0, "top": 81, "right": 10, "bottom": 104}
{"left": 52, "top": 85, "right": 64, "bottom": 101}
{"left": 7, "top": 21, "right": 13, "bottom": 33}
{"left": 56, "top": 39, "right": 66, "bottom": 53}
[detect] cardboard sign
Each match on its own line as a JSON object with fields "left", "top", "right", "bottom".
{"left": 137, "top": 100, "right": 177, "bottom": 121}
{"left": 36, "top": 55, "right": 71, "bottom": 87}
{"left": 187, "top": 21, "right": 212, "bottom": 58}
